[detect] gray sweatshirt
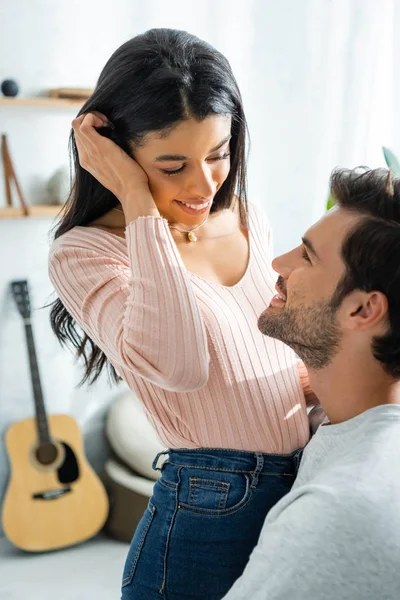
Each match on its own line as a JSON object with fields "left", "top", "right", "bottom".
{"left": 223, "top": 404, "right": 400, "bottom": 600}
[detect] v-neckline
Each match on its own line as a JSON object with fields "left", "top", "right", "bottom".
{"left": 80, "top": 208, "right": 252, "bottom": 289}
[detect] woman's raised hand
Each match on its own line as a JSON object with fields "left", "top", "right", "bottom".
{"left": 72, "top": 112, "right": 159, "bottom": 219}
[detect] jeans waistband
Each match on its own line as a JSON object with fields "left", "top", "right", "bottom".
{"left": 152, "top": 446, "right": 304, "bottom": 477}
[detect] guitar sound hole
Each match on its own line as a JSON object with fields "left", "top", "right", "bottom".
{"left": 36, "top": 442, "right": 58, "bottom": 465}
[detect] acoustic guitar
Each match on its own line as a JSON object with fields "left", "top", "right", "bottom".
{"left": 2, "top": 280, "right": 109, "bottom": 552}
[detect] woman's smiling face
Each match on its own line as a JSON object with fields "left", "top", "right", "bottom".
{"left": 132, "top": 115, "right": 232, "bottom": 226}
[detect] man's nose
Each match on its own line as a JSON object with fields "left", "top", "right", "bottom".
{"left": 272, "top": 253, "right": 292, "bottom": 278}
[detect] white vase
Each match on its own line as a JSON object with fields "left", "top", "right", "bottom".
{"left": 46, "top": 166, "right": 70, "bottom": 205}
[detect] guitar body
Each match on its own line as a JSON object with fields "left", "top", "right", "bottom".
{"left": 2, "top": 414, "right": 109, "bottom": 552}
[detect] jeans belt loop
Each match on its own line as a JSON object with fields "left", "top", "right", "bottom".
{"left": 251, "top": 452, "right": 264, "bottom": 488}
{"left": 293, "top": 448, "right": 304, "bottom": 472}
{"left": 152, "top": 450, "right": 170, "bottom": 471}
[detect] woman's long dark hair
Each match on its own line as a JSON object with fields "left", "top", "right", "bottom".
{"left": 50, "top": 28, "right": 249, "bottom": 385}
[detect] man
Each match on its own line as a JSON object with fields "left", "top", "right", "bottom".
{"left": 224, "top": 167, "right": 400, "bottom": 600}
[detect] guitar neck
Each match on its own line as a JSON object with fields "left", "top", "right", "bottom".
{"left": 23, "top": 319, "right": 50, "bottom": 444}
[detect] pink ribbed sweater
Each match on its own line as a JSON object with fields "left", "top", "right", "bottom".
{"left": 49, "top": 204, "right": 310, "bottom": 454}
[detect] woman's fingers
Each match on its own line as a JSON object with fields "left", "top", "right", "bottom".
{"left": 71, "top": 115, "right": 84, "bottom": 138}
{"left": 69, "top": 111, "right": 150, "bottom": 202}
{"left": 71, "top": 115, "right": 100, "bottom": 171}
{"left": 78, "top": 114, "right": 105, "bottom": 146}
{"left": 72, "top": 112, "right": 110, "bottom": 140}
{"left": 91, "top": 111, "right": 112, "bottom": 127}
{"left": 81, "top": 112, "right": 105, "bottom": 131}
{"left": 73, "top": 113, "right": 110, "bottom": 163}
{"left": 71, "top": 112, "right": 123, "bottom": 187}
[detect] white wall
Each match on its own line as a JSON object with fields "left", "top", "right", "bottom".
{"left": 1, "top": 0, "right": 397, "bottom": 246}
{"left": 394, "top": 2, "right": 400, "bottom": 152}
{"left": 0, "top": 0, "right": 398, "bottom": 535}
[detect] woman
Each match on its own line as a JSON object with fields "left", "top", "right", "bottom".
{"left": 49, "top": 28, "right": 314, "bottom": 600}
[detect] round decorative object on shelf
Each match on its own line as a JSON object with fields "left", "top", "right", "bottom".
{"left": 1, "top": 79, "right": 19, "bottom": 97}
{"left": 46, "top": 166, "right": 70, "bottom": 205}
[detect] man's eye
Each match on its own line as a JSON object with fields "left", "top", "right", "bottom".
{"left": 301, "top": 247, "right": 311, "bottom": 263}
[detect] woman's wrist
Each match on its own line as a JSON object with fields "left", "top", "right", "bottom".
{"left": 121, "top": 188, "right": 160, "bottom": 222}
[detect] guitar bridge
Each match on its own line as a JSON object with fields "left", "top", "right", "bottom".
{"left": 32, "top": 486, "right": 72, "bottom": 500}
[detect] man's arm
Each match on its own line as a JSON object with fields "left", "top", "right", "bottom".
{"left": 223, "top": 486, "right": 381, "bottom": 600}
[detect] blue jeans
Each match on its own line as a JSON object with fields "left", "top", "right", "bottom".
{"left": 121, "top": 447, "right": 303, "bottom": 599}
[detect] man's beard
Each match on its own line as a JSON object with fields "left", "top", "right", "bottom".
{"left": 258, "top": 297, "right": 342, "bottom": 370}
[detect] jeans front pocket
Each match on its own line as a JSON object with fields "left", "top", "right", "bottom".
{"left": 189, "top": 478, "right": 230, "bottom": 510}
{"left": 178, "top": 468, "right": 252, "bottom": 517}
{"left": 121, "top": 501, "right": 156, "bottom": 588}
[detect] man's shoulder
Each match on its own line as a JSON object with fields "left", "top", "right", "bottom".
{"left": 267, "top": 476, "right": 400, "bottom": 548}
{"left": 301, "top": 406, "right": 400, "bottom": 483}
{"left": 271, "top": 415, "right": 400, "bottom": 525}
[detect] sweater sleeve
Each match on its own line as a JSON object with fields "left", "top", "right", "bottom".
{"left": 48, "top": 217, "right": 210, "bottom": 392}
{"left": 296, "top": 360, "right": 316, "bottom": 400}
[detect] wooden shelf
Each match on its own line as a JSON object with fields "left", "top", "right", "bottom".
{"left": 0, "top": 205, "right": 64, "bottom": 219}
{"left": 0, "top": 97, "right": 79, "bottom": 218}
{"left": 0, "top": 97, "right": 84, "bottom": 108}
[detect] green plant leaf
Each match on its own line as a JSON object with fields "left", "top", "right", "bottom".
{"left": 326, "top": 194, "right": 335, "bottom": 211}
{"left": 382, "top": 147, "right": 400, "bottom": 176}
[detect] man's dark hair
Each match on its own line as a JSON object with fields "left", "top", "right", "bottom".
{"left": 330, "top": 167, "right": 400, "bottom": 378}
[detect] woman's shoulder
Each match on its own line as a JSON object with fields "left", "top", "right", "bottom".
{"left": 48, "top": 226, "right": 130, "bottom": 287}
{"left": 232, "top": 196, "right": 271, "bottom": 229}
{"left": 245, "top": 201, "right": 274, "bottom": 258}
{"left": 50, "top": 224, "right": 126, "bottom": 258}
{"left": 247, "top": 201, "right": 270, "bottom": 223}
{"left": 246, "top": 201, "right": 272, "bottom": 236}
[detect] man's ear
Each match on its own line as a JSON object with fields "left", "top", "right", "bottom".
{"left": 342, "top": 290, "right": 388, "bottom": 331}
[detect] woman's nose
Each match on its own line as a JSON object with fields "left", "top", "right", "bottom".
{"left": 186, "top": 166, "right": 215, "bottom": 198}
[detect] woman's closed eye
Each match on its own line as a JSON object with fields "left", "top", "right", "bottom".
{"left": 160, "top": 152, "right": 231, "bottom": 176}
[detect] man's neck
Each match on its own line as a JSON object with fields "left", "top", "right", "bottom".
{"left": 307, "top": 351, "right": 400, "bottom": 425}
